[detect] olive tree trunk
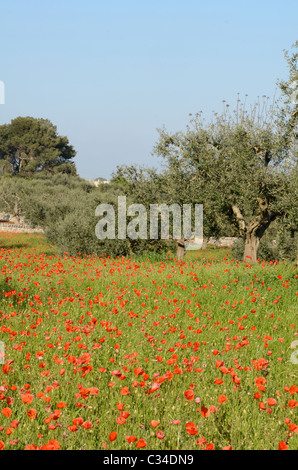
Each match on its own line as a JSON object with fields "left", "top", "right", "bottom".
{"left": 232, "top": 198, "right": 276, "bottom": 264}
{"left": 176, "top": 238, "right": 186, "bottom": 260}
{"left": 243, "top": 226, "right": 262, "bottom": 263}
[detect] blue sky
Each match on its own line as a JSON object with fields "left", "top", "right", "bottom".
{"left": 0, "top": 0, "right": 297, "bottom": 180}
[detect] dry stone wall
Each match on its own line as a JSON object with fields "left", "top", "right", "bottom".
{"left": 0, "top": 222, "right": 44, "bottom": 233}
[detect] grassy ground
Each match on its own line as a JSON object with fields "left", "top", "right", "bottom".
{"left": 0, "top": 232, "right": 297, "bottom": 450}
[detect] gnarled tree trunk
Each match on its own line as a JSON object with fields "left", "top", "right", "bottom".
{"left": 176, "top": 237, "right": 186, "bottom": 260}
{"left": 243, "top": 231, "right": 260, "bottom": 263}
{"left": 232, "top": 198, "right": 276, "bottom": 264}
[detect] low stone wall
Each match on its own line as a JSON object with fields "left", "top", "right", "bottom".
{"left": 0, "top": 222, "right": 44, "bottom": 233}
{"left": 207, "top": 237, "right": 240, "bottom": 247}
{"left": 0, "top": 225, "right": 238, "bottom": 243}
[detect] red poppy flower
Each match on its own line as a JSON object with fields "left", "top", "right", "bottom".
{"left": 186, "top": 422, "right": 198, "bottom": 435}
{"left": 109, "top": 432, "right": 117, "bottom": 442}
{"left": 184, "top": 390, "right": 195, "bottom": 401}
{"left": 218, "top": 395, "right": 227, "bottom": 404}
{"left": 126, "top": 435, "right": 138, "bottom": 443}
{"left": 21, "top": 394, "right": 34, "bottom": 405}
{"left": 200, "top": 406, "right": 210, "bottom": 418}
{"left": 136, "top": 439, "right": 147, "bottom": 448}
{"left": 278, "top": 441, "right": 288, "bottom": 450}
{"left": 150, "top": 420, "right": 160, "bottom": 428}
{"left": 267, "top": 398, "right": 277, "bottom": 406}
{"left": 40, "top": 439, "right": 60, "bottom": 450}
{"left": 82, "top": 421, "right": 92, "bottom": 429}
{"left": 1, "top": 407, "right": 12, "bottom": 418}
{"left": 27, "top": 408, "right": 37, "bottom": 419}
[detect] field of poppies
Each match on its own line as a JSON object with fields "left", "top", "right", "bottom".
{"left": 0, "top": 232, "right": 297, "bottom": 450}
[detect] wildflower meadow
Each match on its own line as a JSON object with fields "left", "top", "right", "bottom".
{"left": 0, "top": 232, "right": 297, "bottom": 451}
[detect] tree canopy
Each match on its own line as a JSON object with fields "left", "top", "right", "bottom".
{"left": 0, "top": 116, "right": 77, "bottom": 176}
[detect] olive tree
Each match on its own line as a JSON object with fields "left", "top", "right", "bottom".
{"left": 152, "top": 93, "right": 295, "bottom": 263}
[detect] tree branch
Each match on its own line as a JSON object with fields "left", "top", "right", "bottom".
{"left": 231, "top": 204, "right": 246, "bottom": 236}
